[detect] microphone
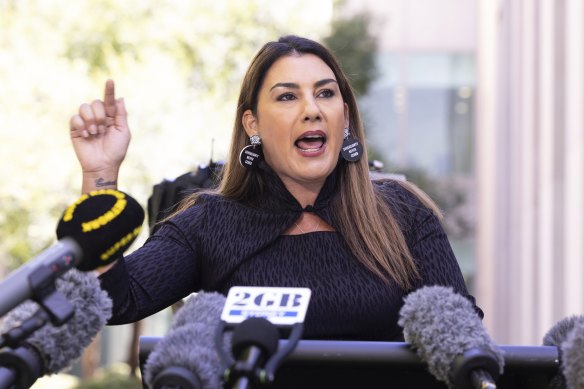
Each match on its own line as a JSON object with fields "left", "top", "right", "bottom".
{"left": 543, "top": 315, "right": 584, "bottom": 389}
{"left": 145, "top": 287, "right": 311, "bottom": 389}
{"left": 0, "top": 269, "right": 112, "bottom": 389}
{"left": 0, "top": 189, "right": 144, "bottom": 317}
{"left": 561, "top": 319, "right": 584, "bottom": 389}
{"left": 229, "top": 317, "right": 279, "bottom": 389}
{"left": 219, "top": 286, "right": 311, "bottom": 388}
{"left": 144, "top": 292, "right": 229, "bottom": 389}
{"left": 398, "top": 285, "right": 504, "bottom": 389}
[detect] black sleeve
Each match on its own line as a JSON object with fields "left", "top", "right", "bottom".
{"left": 98, "top": 217, "right": 202, "bottom": 324}
{"left": 409, "top": 209, "right": 484, "bottom": 318}
{"left": 378, "top": 180, "right": 484, "bottom": 319}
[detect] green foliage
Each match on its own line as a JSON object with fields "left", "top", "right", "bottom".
{"left": 324, "top": 11, "right": 379, "bottom": 96}
{"left": 0, "top": 196, "right": 68, "bottom": 271}
{"left": 73, "top": 369, "right": 142, "bottom": 389}
{"left": 0, "top": 198, "right": 32, "bottom": 269}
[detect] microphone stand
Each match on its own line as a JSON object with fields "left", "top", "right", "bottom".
{"left": 0, "top": 346, "right": 43, "bottom": 389}
{"left": 449, "top": 348, "right": 501, "bottom": 389}
{"left": 216, "top": 321, "right": 304, "bottom": 388}
{"left": 0, "top": 367, "right": 15, "bottom": 389}
{"left": 0, "top": 264, "right": 75, "bottom": 389}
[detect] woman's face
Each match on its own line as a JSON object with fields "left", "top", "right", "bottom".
{"left": 243, "top": 53, "right": 348, "bottom": 191}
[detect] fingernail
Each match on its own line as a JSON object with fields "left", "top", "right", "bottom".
{"left": 89, "top": 124, "right": 97, "bottom": 134}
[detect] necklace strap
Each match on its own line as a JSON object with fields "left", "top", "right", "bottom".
{"left": 294, "top": 219, "right": 321, "bottom": 234}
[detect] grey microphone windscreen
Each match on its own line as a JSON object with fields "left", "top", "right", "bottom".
{"left": 398, "top": 285, "right": 504, "bottom": 387}
{"left": 544, "top": 315, "right": 584, "bottom": 389}
{"left": 0, "top": 269, "right": 112, "bottom": 374}
{"left": 144, "top": 292, "right": 229, "bottom": 389}
{"left": 543, "top": 315, "right": 584, "bottom": 347}
{"left": 171, "top": 292, "right": 226, "bottom": 329}
{"left": 144, "top": 322, "right": 221, "bottom": 389}
{"left": 562, "top": 319, "right": 584, "bottom": 389}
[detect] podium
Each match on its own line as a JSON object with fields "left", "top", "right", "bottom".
{"left": 139, "top": 337, "right": 559, "bottom": 388}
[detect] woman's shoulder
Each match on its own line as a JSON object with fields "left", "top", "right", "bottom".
{"left": 169, "top": 192, "right": 231, "bottom": 217}
{"left": 372, "top": 179, "right": 425, "bottom": 207}
{"left": 372, "top": 178, "right": 442, "bottom": 224}
{"left": 167, "top": 191, "right": 274, "bottom": 230}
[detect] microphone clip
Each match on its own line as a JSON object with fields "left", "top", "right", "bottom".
{"left": 1, "top": 265, "right": 74, "bottom": 350}
{"left": 28, "top": 264, "right": 75, "bottom": 326}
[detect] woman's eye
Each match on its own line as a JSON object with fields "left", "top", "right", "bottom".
{"left": 277, "top": 93, "right": 296, "bottom": 101}
{"left": 318, "top": 89, "right": 334, "bottom": 98}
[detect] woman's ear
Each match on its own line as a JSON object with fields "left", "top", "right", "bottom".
{"left": 242, "top": 109, "right": 259, "bottom": 138}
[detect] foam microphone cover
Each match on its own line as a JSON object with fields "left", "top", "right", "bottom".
{"left": 0, "top": 269, "right": 112, "bottom": 374}
{"left": 543, "top": 315, "right": 584, "bottom": 389}
{"left": 562, "top": 319, "right": 584, "bottom": 389}
{"left": 56, "top": 189, "right": 144, "bottom": 270}
{"left": 398, "top": 285, "right": 504, "bottom": 387}
{"left": 170, "top": 292, "right": 227, "bottom": 329}
{"left": 144, "top": 292, "right": 231, "bottom": 389}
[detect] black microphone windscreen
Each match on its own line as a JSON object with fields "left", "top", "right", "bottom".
{"left": 398, "top": 285, "right": 504, "bottom": 386}
{"left": 0, "top": 269, "right": 112, "bottom": 373}
{"left": 144, "top": 292, "right": 230, "bottom": 389}
{"left": 56, "top": 189, "right": 144, "bottom": 271}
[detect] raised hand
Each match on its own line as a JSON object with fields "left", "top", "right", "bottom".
{"left": 69, "top": 80, "right": 131, "bottom": 191}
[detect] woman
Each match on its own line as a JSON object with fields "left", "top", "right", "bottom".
{"left": 69, "top": 35, "right": 481, "bottom": 341}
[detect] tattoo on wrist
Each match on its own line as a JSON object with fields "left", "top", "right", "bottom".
{"left": 95, "top": 177, "right": 117, "bottom": 187}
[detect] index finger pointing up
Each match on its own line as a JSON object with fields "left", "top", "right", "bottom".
{"left": 104, "top": 79, "right": 116, "bottom": 118}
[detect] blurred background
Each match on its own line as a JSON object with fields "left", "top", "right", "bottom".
{"left": 0, "top": 0, "right": 582, "bottom": 387}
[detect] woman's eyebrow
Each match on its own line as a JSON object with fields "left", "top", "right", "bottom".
{"left": 269, "top": 78, "right": 338, "bottom": 92}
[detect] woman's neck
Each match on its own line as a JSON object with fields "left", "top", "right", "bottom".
{"left": 278, "top": 176, "right": 325, "bottom": 208}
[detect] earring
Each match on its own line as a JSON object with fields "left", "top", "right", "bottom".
{"left": 239, "top": 134, "right": 263, "bottom": 169}
{"left": 340, "top": 128, "right": 363, "bottom": 162}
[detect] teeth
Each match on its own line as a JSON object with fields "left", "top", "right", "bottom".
{"left": 295, "top": 134, "right": 325, "bottom": 152}
{"left": 298, "top": 147, "right": 321, "bottom": 152}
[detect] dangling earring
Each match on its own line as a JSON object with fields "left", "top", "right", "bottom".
{"left": 340, "top": 128, "right": 363, "bottom": 162}
{"left": 239, "top": 134, "right": 263, "bottom": 169}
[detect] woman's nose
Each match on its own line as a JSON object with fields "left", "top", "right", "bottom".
{"left": 302, "top": 98, "right": 322, "bottom": 122}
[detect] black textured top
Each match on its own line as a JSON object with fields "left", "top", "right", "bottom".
{"left": 99, "top": 162, "right": 481, "bottom": 341}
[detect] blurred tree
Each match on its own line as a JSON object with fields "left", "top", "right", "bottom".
{"left": 0, "top": 199, "right": 33, "bottom": 272}
{"left": 0, "top": 196, "right": 70, "bottom": 274}
{"left": 323, "top": 10, "right": 379, "bottom": 96}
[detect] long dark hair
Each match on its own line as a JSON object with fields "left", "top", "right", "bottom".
{"left": 176, "top": 35, "right": 440, "bottom": 289}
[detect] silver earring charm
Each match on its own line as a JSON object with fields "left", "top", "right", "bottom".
{"left": 340, "top": 127, "right": 363, "bottom": 162}
{"left": 239, "top": 134, "right": 263, "bottom": 169}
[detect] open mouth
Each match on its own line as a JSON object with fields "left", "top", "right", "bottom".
{"left": 295, "top": 134, "right": 326, "bottom": 152}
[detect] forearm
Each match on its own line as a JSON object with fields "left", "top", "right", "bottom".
{"left": 99, "top": 225, "right": 200, "bottom": 324}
